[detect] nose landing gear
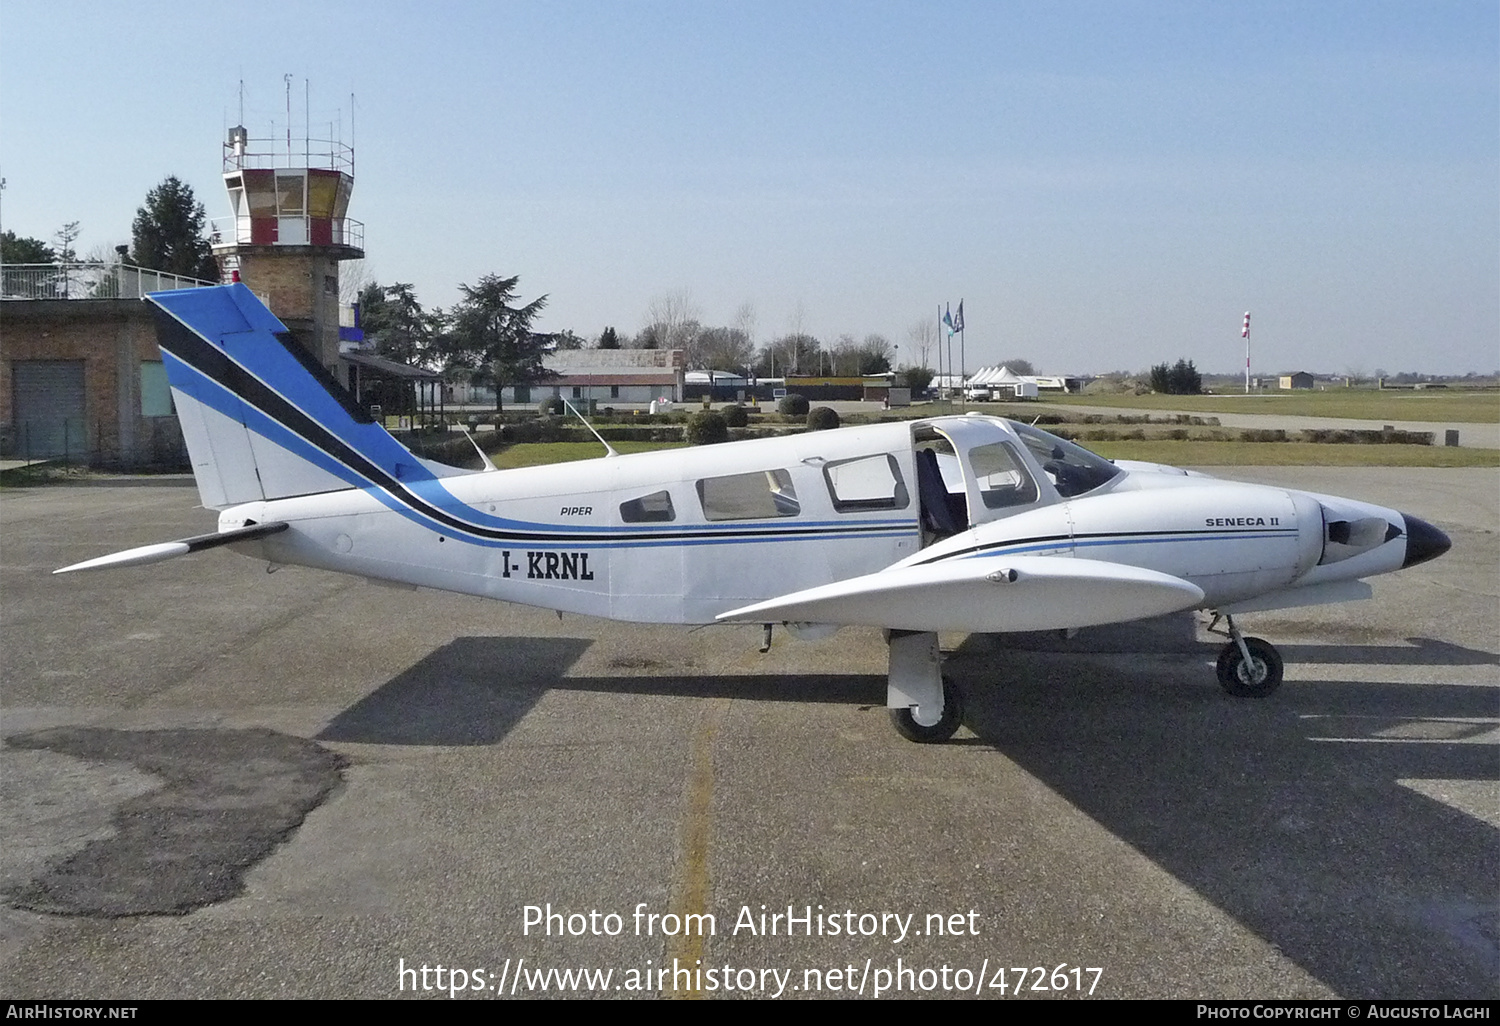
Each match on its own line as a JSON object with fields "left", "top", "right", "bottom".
{"left": 1207, "top": 613, "right": 1284, "bottom": 698}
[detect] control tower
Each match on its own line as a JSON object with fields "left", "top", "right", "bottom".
{"left": 211, "top": 123, "right": 364, "bottom": 380}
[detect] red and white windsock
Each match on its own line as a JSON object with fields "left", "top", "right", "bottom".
{"left": 1242, "top": 312, "right": 1252, "bottom": 393}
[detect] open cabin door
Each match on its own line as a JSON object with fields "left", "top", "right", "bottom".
{"left": 913, "top": 419, "right": 1045, "bottom": 545}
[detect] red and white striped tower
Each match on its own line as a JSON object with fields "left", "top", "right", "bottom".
{"left": 1242, "top": 311, "right": 1252, "bottom": 393}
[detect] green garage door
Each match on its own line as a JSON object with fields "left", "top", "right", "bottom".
{"left": 12, "top": 360, "right": 86, "bottom": 459}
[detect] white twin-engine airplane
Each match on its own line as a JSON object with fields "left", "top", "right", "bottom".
{"left": 58, "top": 285, "right": 1451, "bottom": 742}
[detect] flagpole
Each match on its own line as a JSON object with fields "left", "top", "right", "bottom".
{"left": 936, "top": 303, "right": 944, "bottom": 404}
{"left": 942, "top": 302, "right": 953, "bottom": 407}
{"left": 959, "top": 299, "right": 966, "bottom": 409}
{"left": 960, "top": 323, "right": 966, "bottom": 408}
{"left": 947, "top": 314, "right": 954, "bottom": 407}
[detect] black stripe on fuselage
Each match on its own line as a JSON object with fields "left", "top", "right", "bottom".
{"left": 911, "top": 527, "right": 1299, "bottom": 566}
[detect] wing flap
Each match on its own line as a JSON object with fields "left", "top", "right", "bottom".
{"left": 717, "top": 554, "right": 1205, "bottom": 633}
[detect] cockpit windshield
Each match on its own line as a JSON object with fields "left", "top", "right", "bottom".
{"left": 1010, "top": 422, "right": 1122, "bottom": 498}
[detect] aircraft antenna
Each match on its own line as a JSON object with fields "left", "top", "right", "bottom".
{"left": 562, "top": 398, "right": 619, "bottom": 457}
{"left": 457, "top": 425, "right": 498, "bottom": 471}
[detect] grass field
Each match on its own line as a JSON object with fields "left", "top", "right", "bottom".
{"left": 1084, "top": 440, "right": 1499, "bottom": 467}
{"left": 1039, "top": 389, "right": 1500, "bottom": 424}
{"left": 489, "top": 439, "right": 687, "bottom": 469}
{"left": 4, "top": 435, "right": 1490, "bottom": 489}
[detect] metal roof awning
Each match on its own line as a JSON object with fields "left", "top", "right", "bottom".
{"left": 342, "top": 352, "right": 442, "bottom": 380}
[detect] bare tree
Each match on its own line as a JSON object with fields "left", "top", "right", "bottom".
{"left": 732, "top": 301, "right": 757, "bottom": 370}
{"left": 645, "top": 288, "right": 701, "bottom": 355}
{"left": 340, "top": 258, "right": 373, "bottom": 307}
{"left": 697, "top": 326, "right": 754, "bottom": 371}
{"left": 83, "top": 241, "right": 125, "bottom": 264}
{"left": 829, "top": 333, "right": 859, "bottom": 376}
{"left": 905, "top": 317, "right": 937, "bottom": 370}
{"left": 756, "top": 333, "right": 821, "bottom": 377}
{"left": 784, "top": 300, "right": 810, "bottom": 374}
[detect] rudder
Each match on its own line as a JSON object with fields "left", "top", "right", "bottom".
{"left": 148, "top": 284, "right": 453, "bottom": 511}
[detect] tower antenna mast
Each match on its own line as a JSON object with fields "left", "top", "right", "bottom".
{"left": 284, "top": 74, "right": 293, "bottom": 163}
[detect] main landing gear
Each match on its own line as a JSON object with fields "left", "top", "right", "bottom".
{"left": 886, "top": 630, "right": 964, "bottom": 742}
{"left": 1207, "top": 613, "right": 1284, "bottom": 698}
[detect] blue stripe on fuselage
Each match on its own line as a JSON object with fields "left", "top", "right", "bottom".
{"left": 164, "top": 348, "right": 916, "bottom": 550}
{"left": 949, "top": 530, "right": 1299, "bottom": 560}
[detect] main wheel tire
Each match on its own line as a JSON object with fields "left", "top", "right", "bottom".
{"left": 1216, "top": 637, "right": 1284, "bottom": 698}
{"left": 889, "top": 677, "right": 964, "bottom": 743}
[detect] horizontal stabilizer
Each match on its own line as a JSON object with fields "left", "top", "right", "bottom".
{"left": 54, "top": 522, "right": 289, "bottom": 575}
{"left": 717, "top": 554, "right": 1205, "bottom": 633}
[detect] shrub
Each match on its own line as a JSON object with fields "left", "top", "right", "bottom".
{"left": 1240, "top": 428, "right": 1287, "bottom": 443}
{"left": 1149, "top": 359, "right": 1203, "bottom": 395}
{"left": 806, "top": 406, "right": 841, "bottom": 431}
{"left": 685, "top": 410, "right": 729, "bottom": 445}
{"left": 721, "top": 403, "right": 749, "bottom": 427}
{"left": 777, "top": 393, "right": 809, "bottom": 416}
{"left": 539, "top": 396, "right": 566, "bottom": 416}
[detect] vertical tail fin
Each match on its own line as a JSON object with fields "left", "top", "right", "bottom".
{"left": 148, "top": 284, "right": 462, "bottom": 510}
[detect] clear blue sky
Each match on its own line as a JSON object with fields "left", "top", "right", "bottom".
{"left": 3, "top": 1, "right": 1496, "bottom": 375}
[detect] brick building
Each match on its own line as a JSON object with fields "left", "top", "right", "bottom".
{"left": 2, "top": 120, "right": 363, "bottom": 466}
{"left": 0, "top": 270, "right": 204, "bottom": 465}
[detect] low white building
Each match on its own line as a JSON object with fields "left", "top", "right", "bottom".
{"left": 452, "top": 348, "right": 686, "bottom": 406}
{"left": 538, "top": 348, "right": 685, "bottom": 405}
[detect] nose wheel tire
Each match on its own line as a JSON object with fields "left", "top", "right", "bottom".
{"left": 890, "top": 676, "right": 964, "bottom": 743}
{"left": 1216, "top": 637, "right": 1283, "bottom": 698}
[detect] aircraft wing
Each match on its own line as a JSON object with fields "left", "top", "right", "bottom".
{"left": 717, "top": 554, "right": 1205, "bottom": 633}
{"left": 54, "top": 522, "right": 289, "bottom": 575}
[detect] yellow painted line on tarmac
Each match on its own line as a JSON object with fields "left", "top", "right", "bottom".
{"left": 666, "top": 698, "right": 728, "bottom": 999}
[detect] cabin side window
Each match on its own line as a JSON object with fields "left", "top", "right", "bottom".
{"left": 697, "top": 470, "right": 801, "bottom": 521}
{"left": 823, "top": 454, "right": 909, "bottom": 513}
{"left": 969, "top": 442, "right": 1039, "bottom": 509}
{"left": 620, "top": 490, "right": 676, "bottom": 523}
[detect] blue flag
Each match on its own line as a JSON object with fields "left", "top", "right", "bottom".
{"left": 952, "top": 300, "right": 964, "bottom": 333}
{"left": 942, "top": 304, "right": 955, "bottom": 335}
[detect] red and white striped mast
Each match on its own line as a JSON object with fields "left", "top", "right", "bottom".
{"left": 1242, "top": 311, "right": 1252, "bottom": 393}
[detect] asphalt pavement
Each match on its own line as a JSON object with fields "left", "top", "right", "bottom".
{"left": 1, "top": 468, "right": 1495, "bottom": 999}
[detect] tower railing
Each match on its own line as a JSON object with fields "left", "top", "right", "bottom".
{"left": 209, "top": 216, "right": 364, "bottom": 251}
{"left": 0, "top": 263, "right": 218, "bottom": 301}
{"left": 224, "top": 136, "right": 354, "bottom": 175}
